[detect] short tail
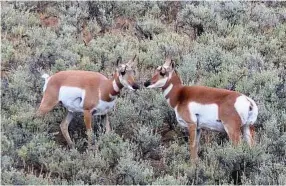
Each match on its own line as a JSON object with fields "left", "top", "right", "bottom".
{"left": 246, "top": 97, "right": 258, "bottom": 125}
{"left": 41, "top": 73, "right": 50, "bottom": 92}
{"left": 41, "top": 73, "right": 50, "bottom": 80}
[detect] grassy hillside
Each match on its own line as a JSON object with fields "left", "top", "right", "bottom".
{"left": 1, "top": 1, "right": 286, "bottom": 185}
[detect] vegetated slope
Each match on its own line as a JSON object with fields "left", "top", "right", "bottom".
{"left": 1, "top": 1, "right": 286, "bottom": 185}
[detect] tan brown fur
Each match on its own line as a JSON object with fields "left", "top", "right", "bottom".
{"left": 39, "top": 12, "right": 59, "bottom": 28}
{"left": 81, "top": 21, "right": 93, "bottom": 46}
{"left": 145, "top": 59, "right": 257, "bottom": 161}
{"left": 37, "top": 57, "right": 138, "bottom": 148}
{"left": 166, "top": 73, "right": 245, "bottom": 159}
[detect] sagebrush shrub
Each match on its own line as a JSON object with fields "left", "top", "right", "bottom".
{"left": 1, "top": 1, "right": 286, "bottom": 185}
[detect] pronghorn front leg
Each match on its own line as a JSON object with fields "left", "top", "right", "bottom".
{"left": 188, "top": 123, "right": 199, "bottom": 161}
{"left": 60, "top": 111, "right": 74, "bottom": 147}
{"left": 84, "top": 110, "right": 95, "bottom": 149}
{"left": 177, "top": 107, "right": 200, "bottom": 161}
{"left": 104, "top": 114, "right": 111, "bottom": 133}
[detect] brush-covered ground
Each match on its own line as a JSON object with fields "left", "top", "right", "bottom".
{"left": 1, "top": 1, "right": 286, "bottom": 185}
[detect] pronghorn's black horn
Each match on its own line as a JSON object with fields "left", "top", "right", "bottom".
{"left": 116, "top": 56, "right": 122, "bottom": 66}
{"left": 127, "top": 54, "right": 137, "bottom": 66}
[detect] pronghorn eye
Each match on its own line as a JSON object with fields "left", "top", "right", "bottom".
{"left": 121, "top": 71, "right": 126, "bottom": 76}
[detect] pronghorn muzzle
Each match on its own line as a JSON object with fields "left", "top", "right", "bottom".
{"left": 144, "top": 80, "right": 151, "bottom": 87}
{"left": 132, "top": 83, "right": 140, "bottom": 90}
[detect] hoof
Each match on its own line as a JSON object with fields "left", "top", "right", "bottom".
{"left": 88, "top": 144, "right": 98, "bottom": 152}
{"left": 68, "top": 143, "right": 75, "bottom": 149}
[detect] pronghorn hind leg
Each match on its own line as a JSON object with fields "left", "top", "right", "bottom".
{"left": 195, "top": 114, "right": 201, "bottom": 151}
{"left": 60, "top": 111, "right": 74, "bottom": 147}
{"left": 223, "top": 120, "right": 241, "bottom": 146}
{"left": 196, "top": 128, "right": 201, "bottom": 152}
{"left": 36, "top": 92, "right": 58, "bottom": 116}
{"left": 242, "top": 125, "right": 255, "bottom": 147}
{"left": 84, "top": 110, "right": 96, "bottom": 149}
{"left": 249, "top": 125, "right": 255, "bottom": 146}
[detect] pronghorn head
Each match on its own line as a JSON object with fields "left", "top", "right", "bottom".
{"left": 144, "top": 57, "right": 175, "bottom": 88}
{"left": 117, "top": 55, "right": 140, "bottom": 90}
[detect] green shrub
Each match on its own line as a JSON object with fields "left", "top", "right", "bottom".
{"left": 115, "top": 151, "right": 154, "bottom": 184}
{"left": 1, "top": 1, "right": 286, "bottom": 185}
{"left": 152, "top": 174, "right": 188, "bottom": 185}
{"left": 1, "top": 168, "right": 52, "bottom": 185}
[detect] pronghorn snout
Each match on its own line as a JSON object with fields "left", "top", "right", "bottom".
{"left": 132, "top": 83, "right": 140, "bottom": 90}
{"left": 144, "top": 80, "right": 151, "bottom": 87}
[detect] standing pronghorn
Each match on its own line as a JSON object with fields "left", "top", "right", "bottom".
{"left": 144, "top": 57, "right": 258, "bottom": 160}
{"left": 37, "top": 56, "right": 139, "bottom": 148}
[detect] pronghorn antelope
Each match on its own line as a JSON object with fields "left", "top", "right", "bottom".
{"left": 37, "top": 56, "right": 139, "bottom": 148}
{"left": 144, "top": 57, "right": 258, "bottom": 160}
{"left": 39, "top": 12, "right": 59, "bottom": 28}
{"left": 81, "top": 20, "right": 93, "bottom": 46}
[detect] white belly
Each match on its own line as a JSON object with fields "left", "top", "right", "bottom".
{"left": 92, "top": 100, "right": 115, "bottom": 115}
{"left": 59, "top": 86, "right": 85, "bottom": 112}
{"left": 197, "top": 116, "right": 225, "bottom": 132}
{"left": 174, "top": 102, "right": 225, "bottom": 132}
{"left": 58, "top": 86, "right": 116, "bottom": 115}
{"left": 189, "top": 102, "right": 225, "bottom": 132}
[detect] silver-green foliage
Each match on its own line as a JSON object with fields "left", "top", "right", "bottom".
{"left": 1, "top": 1, "right": 286, "bottom": 185}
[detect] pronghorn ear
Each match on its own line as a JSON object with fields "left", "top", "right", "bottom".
{"left": 166, "top": 60, "right": 175, "bottom": 72}
{"left": 118, "top": 65, "right": 126, "bottom": 75}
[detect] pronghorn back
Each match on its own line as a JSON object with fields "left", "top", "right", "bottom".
{"left": 44, "top": 70, "right": 108, "bottom": 90}
{"left": 176, "top": 85, "right": 258, "bottom": 127}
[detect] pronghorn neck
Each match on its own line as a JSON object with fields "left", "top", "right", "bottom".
{"left": 110, "top": 72, "right": 124, "bottom": 96}
{"left": 162, "top": 71, "right": 182, "bottom": 94}
{"left": 162, "top": 71, "right": 182, "bottom": 108}
{"left": 101, "top": 72, "right": 123, "bottom": 101}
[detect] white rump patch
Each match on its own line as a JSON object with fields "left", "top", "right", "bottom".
{"left": 245, "top": 97, "right": 258, "bottom": 124}
{"left": 59, "top": 86, "right": 85, "bottom": 112}
{"left": 189, "top": 102, "right": 225, "bottom": 132}
{"left": 234, "top": 95, "right": 258, "bottom": 126}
